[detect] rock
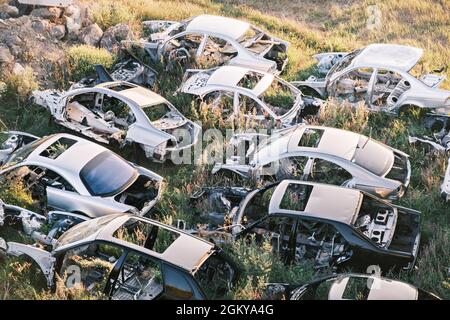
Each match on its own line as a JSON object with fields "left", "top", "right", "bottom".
{"left": 64, "top": 4, "right": 81, "bottom": 39}
{"left": 12, "top": 62, "right": 25, "bottom": 75}
{"left": 0, "top": 44, "right": 14, "bottom": 64}
{"left": 78, "top": 23, "right": 103, "bottom": 46}
{"left": 31, "top": 19, "right": 49, "bottom": 33}
{"left": 0, "top": 4, "right": 19, "bottom": 19}
{"left": 30, "top": 7, "right": 62, "bottom": 22}
{"left": 49, "top": 24, "right": 66, "bottom": 40}
{"left": 100, "top": 23, "right": 134, "bottom": 53}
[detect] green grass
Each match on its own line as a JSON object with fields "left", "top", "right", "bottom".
{"left": 0, "top": 0, "right": 449, "bottom": 299}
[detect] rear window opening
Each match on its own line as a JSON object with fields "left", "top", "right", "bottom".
{"left": 113, "top": 218, "right": 180, "bottom": 253}
{"left": 279, "top": 183, "right": 313, "bottom": 212}
{"left": 39, "top": 137, "right": 77, "bottom": 159}
{"left": 143, "top": 103, "right": 171, "bottom": 122}
{"left": 298, "top": 128, "right": 324, "bottom": 148}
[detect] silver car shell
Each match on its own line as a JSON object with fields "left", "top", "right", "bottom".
{"left": 32, "top": 81, "right": 201, "bottom": 161}
{"left": 214, "top": 125, "right": 410, "bottom": 199}
{"left": 293, "top": 44, "right": 450, "bottom": 113}
{"left": 0, "top": 133, "right": 163, "bottom": 217}
{"left": 180, "top": 66, "right": 305, "bottom": 126}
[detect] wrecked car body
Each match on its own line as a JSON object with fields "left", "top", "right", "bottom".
{"left": 214, "top": 124, "right": 411, "bottom": 200}
{"left": 70, "top": 54, "right": 157, "bottom": 90}
{"left": 408, "top": 114, "right": 450, "bottom": 201}
{"left": 190, "top": 180, "right": 421, "bottom": 271}
{"left": 179, "top": 66, "right": 323, "bottom": 129}
{"left": 0, "top": 212, "right": 240, "bottom": 299}
{"left": 285, "top": 273, "right": 441, "bottom": 300}
{"left": 32, "top": 81, "right": 201, "bottom": 162}
{"left": 0, "top": 133, "right": 162, "bottom": 217}
{"left": 292, "top": 44, "right": 450, "bottom": 114}
{"left": 140, "top": 15, "right": 290, "bottom": 74}
{"left": 0, "top": 131, "right": 39, "bottom": 165}
{"left": 0, "top": 200, "right": 89, "bottom": 248}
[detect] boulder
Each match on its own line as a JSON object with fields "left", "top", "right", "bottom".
{"left": 0, "top": 44, "right": 14, "bottom": 64}
{"left": 64, "top": 4, "right": 81, "bottom": 39}
{"left": 78, "top": 23, "right": 103, "bottom": 46}
{"left": 30, "top": 7, "right": 62, "bottom": 22}
{"left": 49, "top": 24, "right": 66, "bottom": 40}
{"left": 12, "top": 62, "right": 25, "bottom": 75}
{"left": 31, "top": 18, "right": 49, "bottom": 33}
{"left": 100, "top": 23, "right": 134, "bottom": 53}
{"left": 0, "top": 4, "right": 19, "bottom": 19}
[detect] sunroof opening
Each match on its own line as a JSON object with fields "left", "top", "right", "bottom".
{"left": 279, "top": 183, "right": 313, "bottom": 212}
{"left": 298, "top": 128, "right": 324, "bottom": 148}
{"left": 113, "top": 218, "right": 180, "bottom": 254}
{"left": 237, "top": 71, "right": 264, "bottom": 90}
{"left": 107, "top": 83, "right": 137, "bottom": 92}
{"left": 39, "top": 137, "right": 77, "bottom": 159}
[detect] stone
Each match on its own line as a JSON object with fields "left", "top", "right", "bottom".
{"left": 31, "top": 19, "right": 49, "bottom": 33}
{"left": 30, "top": 7, "right": 62, "bottom": 22}
{"left": 49, "top": 24, "right": 66, "bottom": 40}
{"left": 0, "top": 4, "right": 19, "bottom": 19}
{"left": 0, "top": 44, "right": 14, "bottom": 63}
{"left": 12, "top": 62, "right": 25, "bottom": 75}
{"left": 64, "top": 4, "right": 81, "bottom": 39}
{"left": 78, "top": 23, "right": 103, "bottom": 46}
{"left": 100, "top": 23, "right": 134, "bottom": 53}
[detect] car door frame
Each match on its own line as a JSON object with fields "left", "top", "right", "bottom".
{"left": 328, "top": 66, "right": 377, "bottom": 106}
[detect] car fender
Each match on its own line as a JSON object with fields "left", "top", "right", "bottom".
{"left": 5, "top": 242, "right": 55, "bottom": 286}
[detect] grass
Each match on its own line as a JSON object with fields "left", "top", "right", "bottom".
{"left": 0, "top": 0, "right": 449, "bottom": 299}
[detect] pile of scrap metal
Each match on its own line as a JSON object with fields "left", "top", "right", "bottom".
{"left": 408, "top": 115, "right": 450, "bottom": 201}
{"left": 70, "top": 51, "right": 157, "bottom": 89}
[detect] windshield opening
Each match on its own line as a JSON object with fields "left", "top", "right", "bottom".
{"left": 241, "top": 184, "right": 278, "bottom": 227}
{"left": 328, "top": 49, "right": 362, "bottom": 77}
{"left": 3, "top": 136, "right": 53, "bottom": 166}
{"left": 56, "top": 215, "right": 117, "bottom": 249}
{"left": 80, "top": 151, "right": 137, "bottom": 196}
{"left": 259, "top": 78, "right": 299, "bottom": 116}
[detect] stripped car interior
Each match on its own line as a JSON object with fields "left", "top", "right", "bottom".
{"left": 140, "top": 15, "right": 289, "bottom": 74}
{"left": 32, "top": 82, "right": 200, "bottom": 162}
{"left": 179, "top": 66, "right": 322, "bottom": 129}
{"left": 189, "top": 180, "right": 421, "bottom": 271}
{"left": 213, "top": 124, "right": 411, "bottom": 200}
{"left": 292, "top": 44, "right": 450, "bottom": 114}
